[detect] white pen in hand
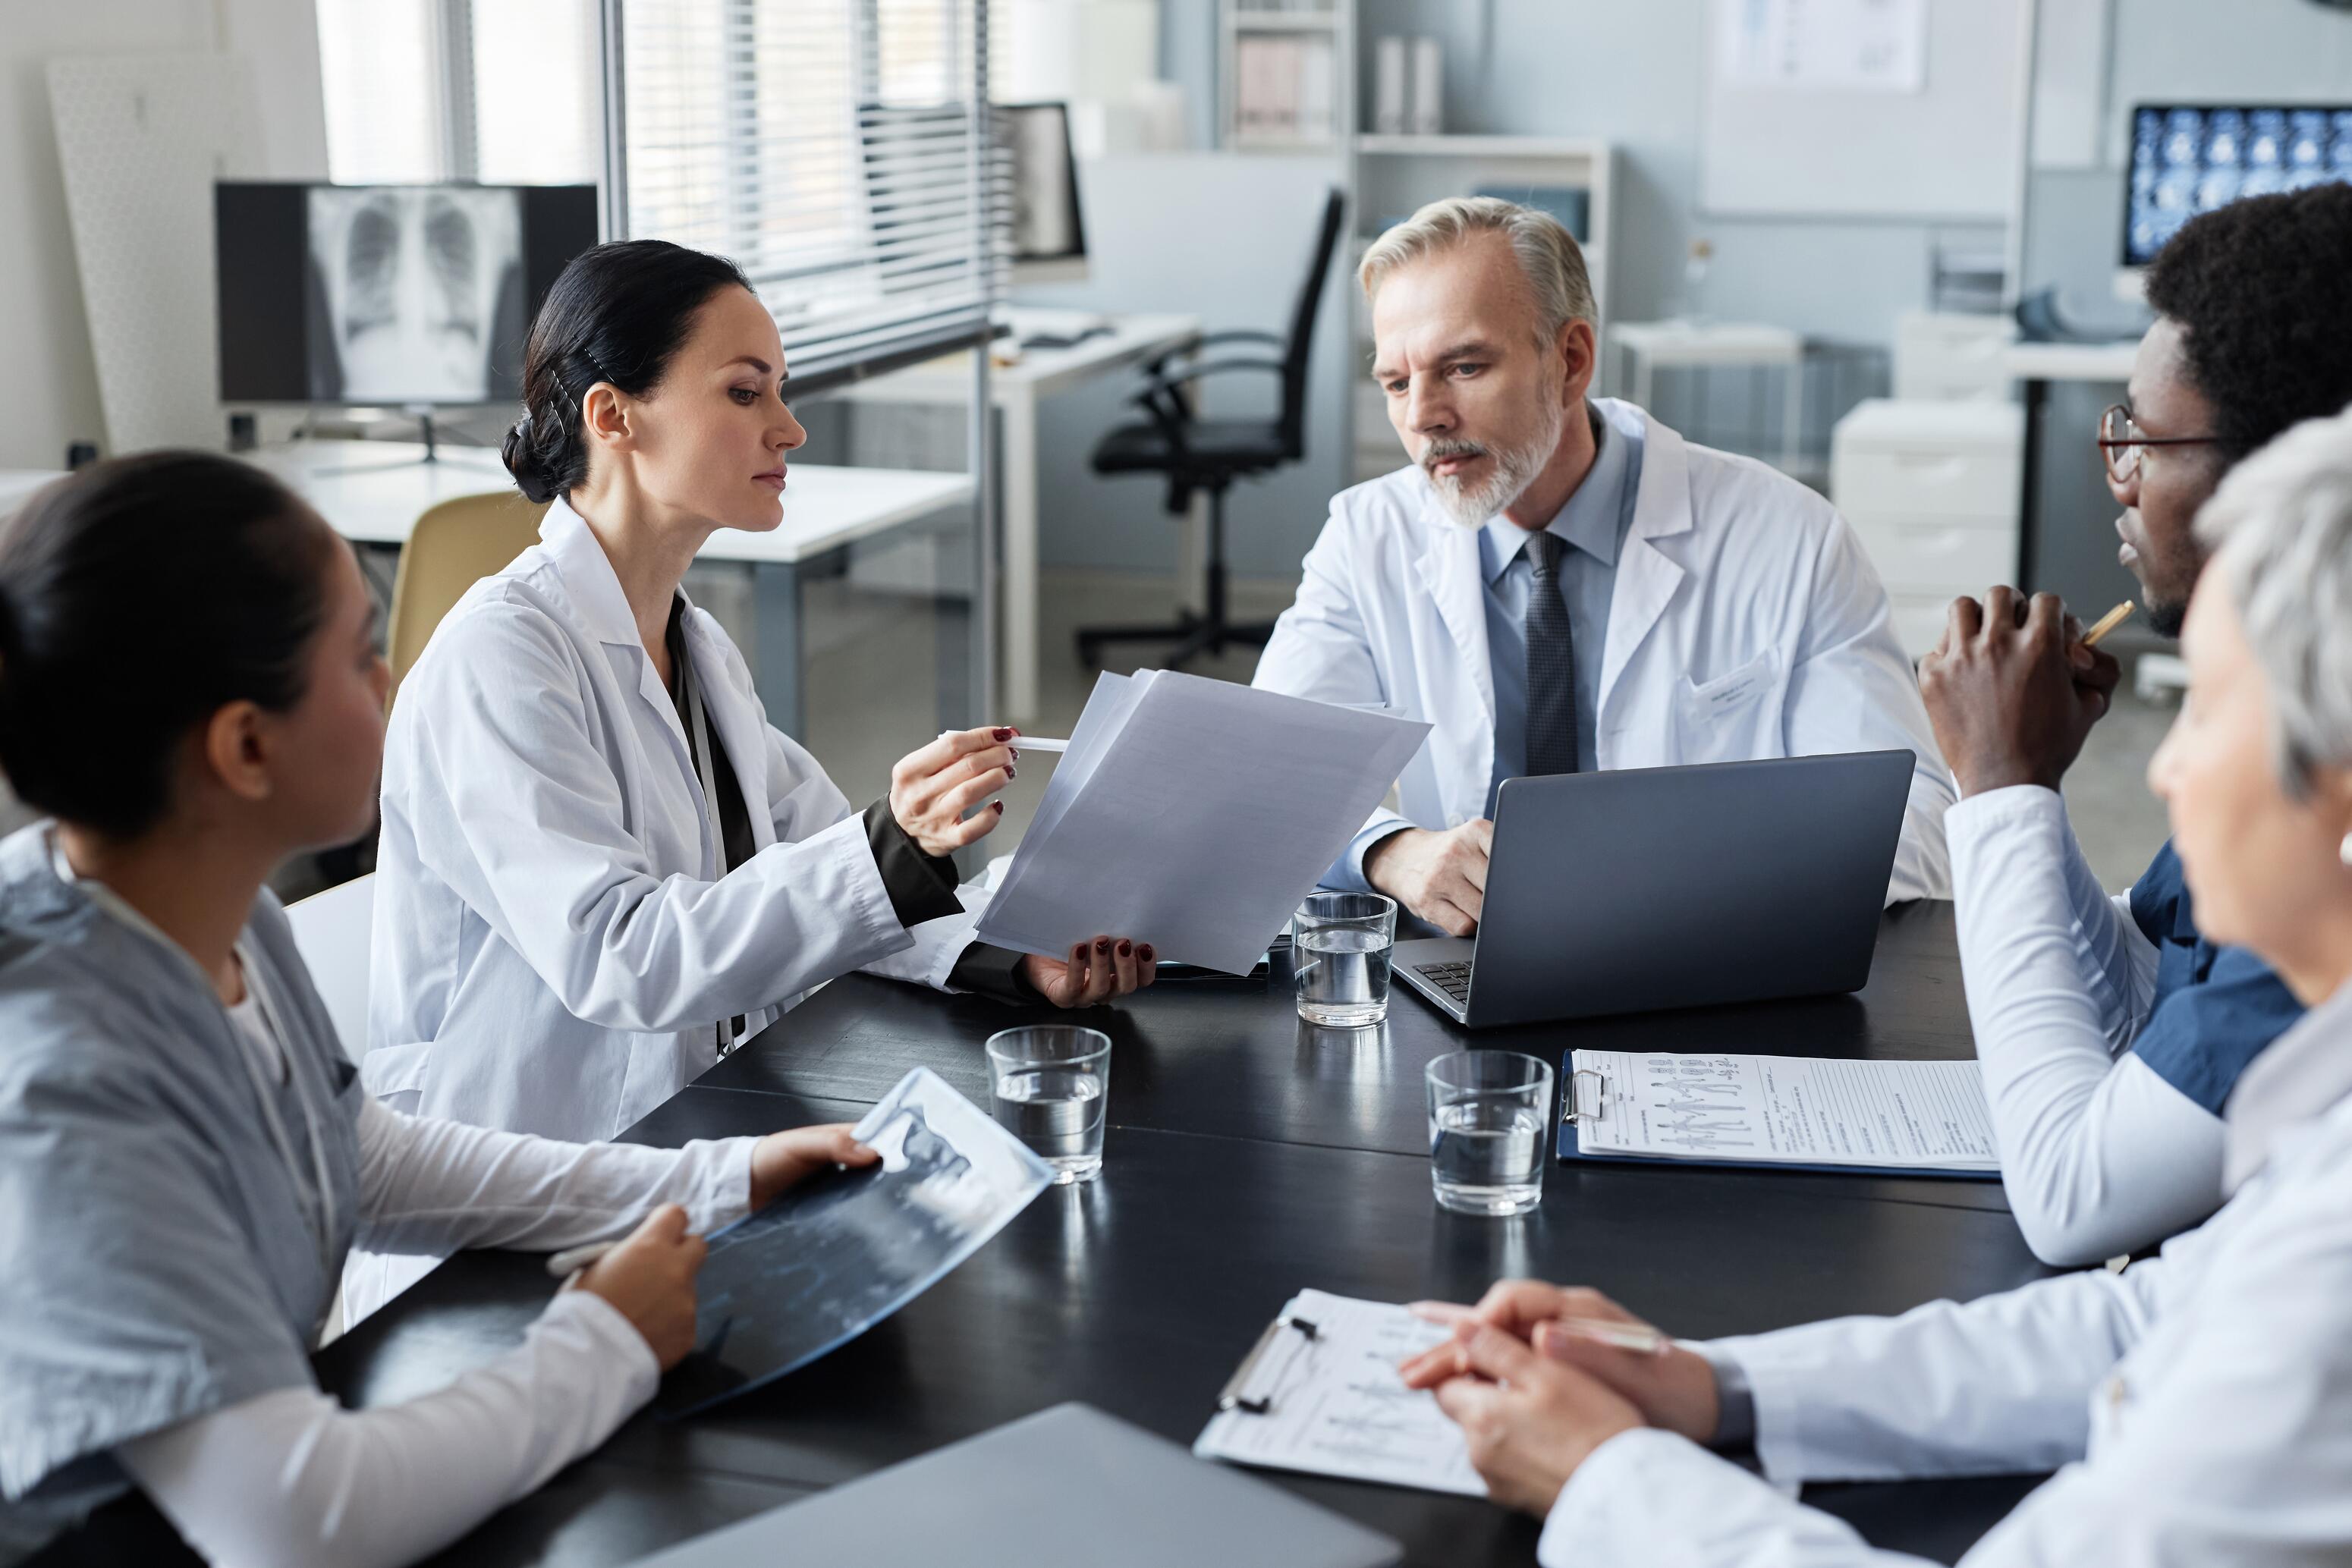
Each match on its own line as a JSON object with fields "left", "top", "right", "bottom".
{"left": 546, "top": 1240, "right": 619, "bottom": 1281}
{"left": 1408, "top": 1300, "right": 1671, "bottom": 1357}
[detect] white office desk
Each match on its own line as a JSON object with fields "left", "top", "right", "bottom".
{"left": 833, "top": 306, "right": 1204, "bottom": 718}
{"left": 247, "top": 441, "right": 974, "bottom": 734}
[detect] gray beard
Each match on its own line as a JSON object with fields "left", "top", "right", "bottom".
{"left": 1423, "top": 401, "right": 1568, "bottom": 529}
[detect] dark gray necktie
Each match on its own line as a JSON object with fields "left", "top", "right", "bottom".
{"left": 1523, "top": 530, "right": 1580, "bottom": 776}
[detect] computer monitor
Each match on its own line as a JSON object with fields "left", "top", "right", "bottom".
{"left": 2116, "top": 105, "right": 2352, "bottom": 300}
{"left": 215, "top": 182, "right": 599, "bottom": 408}
{"left": 993, "top": 102, "right": 1086, "bottom": 287}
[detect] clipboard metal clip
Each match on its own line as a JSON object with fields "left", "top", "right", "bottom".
{"left": 1561, "top": 1068, "right": 1606, "bottom": 1127}
{"left": 1215, "top": 1312, "right": 1319, "bottom": 1414}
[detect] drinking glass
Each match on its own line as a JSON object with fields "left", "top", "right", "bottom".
{"left": 985, "top": 1025, "right": 1112, "bottom": 1183}
{"left": 1292, "top": 891, "right": 1397, "bottom": 1027}
{"left": 1424, "top": 1051, "right": 1552, "bottom": 1216}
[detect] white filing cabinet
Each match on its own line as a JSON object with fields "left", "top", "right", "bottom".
{"left": 1832, "top": 398, "right": 2023, "bottom": 658}
{"left": 1893, "top": 311, "right": 2016, "bottom": 403}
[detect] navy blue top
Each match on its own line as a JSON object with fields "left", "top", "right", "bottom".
{"left": 2126, "top": 839, "right": 2304, "bottom": 1114}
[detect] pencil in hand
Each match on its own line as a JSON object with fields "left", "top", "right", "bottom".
{"left": 2079, "top": 601, "right": 2134, "bottom": 649}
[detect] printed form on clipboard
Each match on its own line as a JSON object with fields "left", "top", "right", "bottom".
{"left": 1193, "top": 1291, "right": 1486, "bottom": 1497}
{"left": 1559, "top": 1050, "right": 2002, "bottom": 1179}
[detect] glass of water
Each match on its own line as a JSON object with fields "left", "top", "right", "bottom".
{"left": 1293, "top": 891, "right": 1397, "bottom": 1027}
{"left": 985, "top": 1025, "right": 1112, "bottom": 1184}
{"left": 1425, "top": 1051, "right": 1553, "bottom": 1216}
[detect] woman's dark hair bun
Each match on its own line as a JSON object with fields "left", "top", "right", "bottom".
{"left": 0, "top": 451, "right": 335, "bottom": 840}
{"left": 502, "top": 240, "right": 755, "bottom": 504}
{"left": 502, "top": 408, "right": 561, "bottom": 505}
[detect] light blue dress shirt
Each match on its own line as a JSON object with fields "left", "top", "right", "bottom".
{"left": 1338, "top": 406, "right": 1645, "bottom": 889}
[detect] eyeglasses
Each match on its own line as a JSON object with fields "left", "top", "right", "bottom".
{"left": 2097, "top": 404, "right": 2218, "bottom": 484}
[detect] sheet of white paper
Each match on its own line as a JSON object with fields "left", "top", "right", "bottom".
{"left": 976, "top": 672, "right": 1429, "bottom": 973}
{"left": 1571, "top": 1051, "right": 1999, "bottom": 1171}
{"left": 1716, "top": 0, "right": 1926, "bottom": 93}
{"left": 1193, "top": 1290, "right": 1485, "bottom": 1497}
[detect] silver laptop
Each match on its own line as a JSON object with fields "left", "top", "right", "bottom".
{"left": 627, "top": 1403, "right": 1401, "bottom": 1568}
{"left": 1395, "top": 751, "right": 1913, "bottom": 1029}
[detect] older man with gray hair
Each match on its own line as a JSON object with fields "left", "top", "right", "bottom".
{"left": 1251, "top": 196, "right": 1955, "bottom": 931}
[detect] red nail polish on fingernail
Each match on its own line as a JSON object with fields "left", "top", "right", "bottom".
{"left": 1117, "top": 939, "right": 1132, "bottom": 956}
{"left": 1096, "top": 938, "right": 1112, "bottom": 951}
{"left": 1139, "top": 944, "right": 1154, "bottom": 961}
{"left": 993, "top": 800, "right": 1005, "bottom": 812}
{"left": 992, "top": 727, "right": 1014, "bottom": 740}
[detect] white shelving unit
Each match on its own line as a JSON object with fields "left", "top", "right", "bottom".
{"left": 1218, "top": 2, "right": 1615, "bottom": 484}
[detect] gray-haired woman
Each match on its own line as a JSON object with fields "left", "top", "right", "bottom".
{"left": 1397, "top": 407, "right": 2352, "bottom": 1566}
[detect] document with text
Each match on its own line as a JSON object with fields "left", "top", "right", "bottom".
{"left": 1194, "top": 1290, "right": 1486, "bottom": 1497}
{"left": 1561, "top": 1051, "right": 2001, "bottom": 1176}
{"left": 976, "top": 671, "right": 1429, "bottom": 974}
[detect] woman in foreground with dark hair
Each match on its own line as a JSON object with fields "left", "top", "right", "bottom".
{"left": 0, "top": 453, "right": 876, "bottom": 1566}
{"left": 366, "top": 240, "right": 1153, "bottom": 1167}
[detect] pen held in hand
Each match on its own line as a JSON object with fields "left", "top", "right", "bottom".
{"left": 2079, "top": 601, "right": 2134, "bottom": 649}
{"left": 1407, "top": 1301, "right": 1671, "bottom": 1357}
{"left": 546, "top": 1240, "right": 619, "bottom": 1280}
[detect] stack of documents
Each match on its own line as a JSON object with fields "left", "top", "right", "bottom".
{"left": 975, "top": 671, "right": 1429, "bottom": 975}
{"left": 1558, "top": 1050, "right": 2001, "bottom": 1178}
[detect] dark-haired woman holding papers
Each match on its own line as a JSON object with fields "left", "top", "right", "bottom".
{"left": 361, "top": 242, "right": 1152, "bottom": 1268}
{"left": 0, "top": 453, "right": 882, "bottom": 1566}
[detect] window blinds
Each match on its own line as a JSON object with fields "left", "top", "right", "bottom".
{"left": 608, "top": 0, "right": 995, "bottom": 391}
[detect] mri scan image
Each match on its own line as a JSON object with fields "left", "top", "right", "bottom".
{"left": 305, "top": 186, "right": 524, "bottom": 404}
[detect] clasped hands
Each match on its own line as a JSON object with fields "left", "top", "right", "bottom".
{"left": 886, "top": 725, "right": 1156, "bottom": 1006}
{"left": 1398, "top": 1282, "right": 1722, "bottom": 1516}
{"left": 1919, "top": 586, "right": 2123, "bottom": 799}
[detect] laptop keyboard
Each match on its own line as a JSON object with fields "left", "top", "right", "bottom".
{"left": 1414, "top": 960, "right": 1473, "bottom": 1002}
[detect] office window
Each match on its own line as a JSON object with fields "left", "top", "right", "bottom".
{"left": 615, "top": 0, "right": 993, "bottom": 385}
{"left": 316, "top": 0, "right": 444, "bottom": 182}
{"left": 472, "top": 0, "right": 602, "bottom": 185}
{"left": 315, "top": 0, "right": 599, "bottom": 185}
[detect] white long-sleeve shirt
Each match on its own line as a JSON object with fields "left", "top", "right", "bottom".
{"left": 117, "top": 1100, "right": 756, "bottom": 1568}
{"left": 1533, "top": 978, "right": 2352, "bottom": 1568}
{"left": 1944, "top": 786, "right": 2224, "bottom": 1265}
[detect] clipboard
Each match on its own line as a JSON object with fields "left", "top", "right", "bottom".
{"left": 1191, "top": 1290, "right": 1486, "bottom": 1497}
{"left": 1556, "top": 1052, "right": 2004, "bottom": 1181}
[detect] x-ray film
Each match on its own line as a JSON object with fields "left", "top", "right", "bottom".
{"left": 655, "top": 1067, "right": 1056, "bottom": 1419}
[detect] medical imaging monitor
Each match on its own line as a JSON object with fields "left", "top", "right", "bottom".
{"left": 2118, "top": 105, "right": 2352, "bottom": 297}
{"left": 993, "top": 102, "right": 1086, "bottom": 286}
{"left": 215, "top": 182, "right": 599, "bottom": 407}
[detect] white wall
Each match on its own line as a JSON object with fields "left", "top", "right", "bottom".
{"left": 0, "top": 0, "right": 326, "bottom": 470}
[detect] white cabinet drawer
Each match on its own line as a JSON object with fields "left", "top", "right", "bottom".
{"left": 1848, "top": 516, "right": 2017, "bottom": 594}
{"left": 1833, "top": 446, "right": 2020, "bottom": 521}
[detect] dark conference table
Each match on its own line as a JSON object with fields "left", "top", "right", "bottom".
{"left": 140, "top": 902, "right": 2054, "bottom": 1565}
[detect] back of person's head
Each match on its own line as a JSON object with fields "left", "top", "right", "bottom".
{"left": 1357, "top": 196, "right": 1597, "bottom": 344}
{"left": 0, "top": 452, "right": 335, "bottom": 841}
{"left": 502, "top": 240, "right": 755, "bottom": 504}
{"left": 2146, "top": 183, "right": 2352, "bottom": 467}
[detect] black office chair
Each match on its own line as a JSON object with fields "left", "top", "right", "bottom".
{"left": 1076, "top": 187, "right": 1347, "bottom": 671}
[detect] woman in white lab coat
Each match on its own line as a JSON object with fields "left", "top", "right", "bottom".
{"left": 1401, "top": 410, "right": 2352, "bottom": 1566}
{"left": 367, "top": 240, "right": 1154, "bottom": 1157}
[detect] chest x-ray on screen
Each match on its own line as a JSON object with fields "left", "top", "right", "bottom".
{"left": 305, "top": 186, "right": 525, "bottom": 404}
